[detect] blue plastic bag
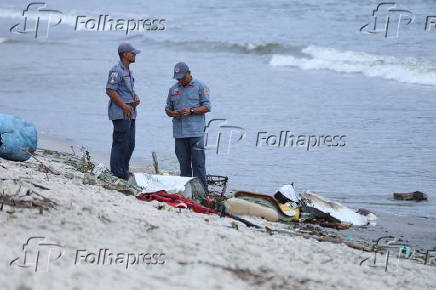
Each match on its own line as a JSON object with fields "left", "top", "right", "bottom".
{"left": 0, "top": 114, "right": 37, "bottom": 161}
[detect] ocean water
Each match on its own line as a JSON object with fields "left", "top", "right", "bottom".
{"left": 1, "top": 0, "right": 435, "bottom": 218}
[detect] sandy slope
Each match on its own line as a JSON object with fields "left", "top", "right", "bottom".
{"left": 0, "top": 152, "right": 435, "bottom": 290}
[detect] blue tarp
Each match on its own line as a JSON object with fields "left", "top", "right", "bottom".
{"left": 0, "top": 114, "right": 37, "bottom": 161}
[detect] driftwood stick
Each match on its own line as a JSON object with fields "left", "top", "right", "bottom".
{"left": 0, "top": 190, "right": 4, "bottom": 211}
{"left": 30, "top": 183, "right": 50, "bottom": 190}
{"left": 31, "top": 191, "right": 58, "bottom": 206}
{"left": 152, "top": 152, "right": 160, "bottom": 174}
{"left": 21, "top": 148, "right": 60, "bottom": 175}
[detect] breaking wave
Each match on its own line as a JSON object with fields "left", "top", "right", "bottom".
{"left": 270, "top": 45, "right": 436, "bottom": 86}
{"left": 0, "top": 37, "right": 20, "bottom": 44}
{"left": 141, "top": 37, "right": 292, "bottom": 54}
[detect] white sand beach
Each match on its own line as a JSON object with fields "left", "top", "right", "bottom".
{"left": 1, "top": 144, "right": 435, "bottom": 290}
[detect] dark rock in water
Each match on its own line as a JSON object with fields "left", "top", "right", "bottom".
{"left": 393, "top": 191, "right": 428, "bottom": 201}
{"left": 356, "top": 208, "right": 372, "bottom": 216}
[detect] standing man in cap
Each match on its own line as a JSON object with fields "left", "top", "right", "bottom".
{"left": 106, "top": 43, "right": 141, "bottom": 180}
{"left": 165, "top": 62, "right": 211, "bottom": 191}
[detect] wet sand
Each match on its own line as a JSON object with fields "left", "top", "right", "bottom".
{"left": 335, "top": 213, "right": 436, "bottom": 251}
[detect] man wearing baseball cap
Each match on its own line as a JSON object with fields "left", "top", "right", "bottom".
{"left": 105, "top": 43, "right": 141, "bottom": 180}
{"left": 165, "top": 62, "right": 211, "bottom": 191}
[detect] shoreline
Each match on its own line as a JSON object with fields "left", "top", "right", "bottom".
{"left": 334, "top": 213, "right": 436, "bottom": 251}
{"left": 37, "top": 134, "right": 435, "bottom": 250}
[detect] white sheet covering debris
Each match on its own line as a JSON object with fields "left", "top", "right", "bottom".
{"left": 301, "top": 190, "right": 376, "bottom": 226}
{"left": 133, "top": 173, "right": 195, "bottom": 197}
{"left": 276, "top": 184, "right": 300, "bottom": 202}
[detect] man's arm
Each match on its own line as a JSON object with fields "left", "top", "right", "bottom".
{"left": 165, "top": 108, "right": 181, "bottom": 118}
{"left": 178, "top": 106, "right": 209, "bottom": 116}
{"left": 198, "top": 83, "right": 211, "bottom": 113}
{"left": 132, "top": 93, "right": 140, "bottom": 107}
{"left": 106, "top": 69, "right": 133, "bottom": 119}
{"left": 179, "top": 83, "right": 211, "bottom": 116}
{"left": 165, "top": 88, "right": 181, "bottom": 119}
{"left": 192, "top": 106, "right": 209, "bottom": 114}
{"left": 106, "top": 89, "right": 133, "bottom": 119}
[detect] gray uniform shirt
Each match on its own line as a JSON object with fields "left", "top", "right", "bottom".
{"left": 165, "top": 79, "right": 211, "bottom": 138}
{"left": 106, "top": 61, "right": 137, "bottom": 120}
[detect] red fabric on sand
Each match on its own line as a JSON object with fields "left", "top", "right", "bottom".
{"left": 136, "top": 190, "right": 217, "bottom": 215}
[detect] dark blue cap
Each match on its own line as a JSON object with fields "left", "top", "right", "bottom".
{"left": 173, "top": 62, "right": 189, "bottom": 79}
{"left": 118, "top": 43, "right": 141, "bottom": 55}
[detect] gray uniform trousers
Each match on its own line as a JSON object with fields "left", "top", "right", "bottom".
{"left": 175, "top": 136, "right": 207, "bottom": 191}
{"left": 110, "top": 119, "right": 135, "bottom": 180}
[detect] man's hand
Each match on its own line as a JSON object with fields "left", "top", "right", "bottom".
{"left": 165, "top": 109, "right": 181, "bottom": 119}
{"left": 106, "top": 89, "right": 135, "bottom": 119}
{"left": 178, "top": 108, "right": 191, "bottom": 117}
{"left": 122, "top": 104, "right": 133, "bottom": 119}
{"left": 173, "top": 110, "right": 182, "bottom": 119}
{"left": 132, "top": 94, "right": 140, "bottom": 107}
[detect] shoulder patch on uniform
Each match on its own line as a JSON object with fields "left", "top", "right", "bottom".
{"left": 204, "top": 88, "right": 209, "bottom": 95}
{"left": 171, "top": 88, "right": 180, "bottom": 96}
{"left": 109, "top": 72, "right": 118, "bottom": 84}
